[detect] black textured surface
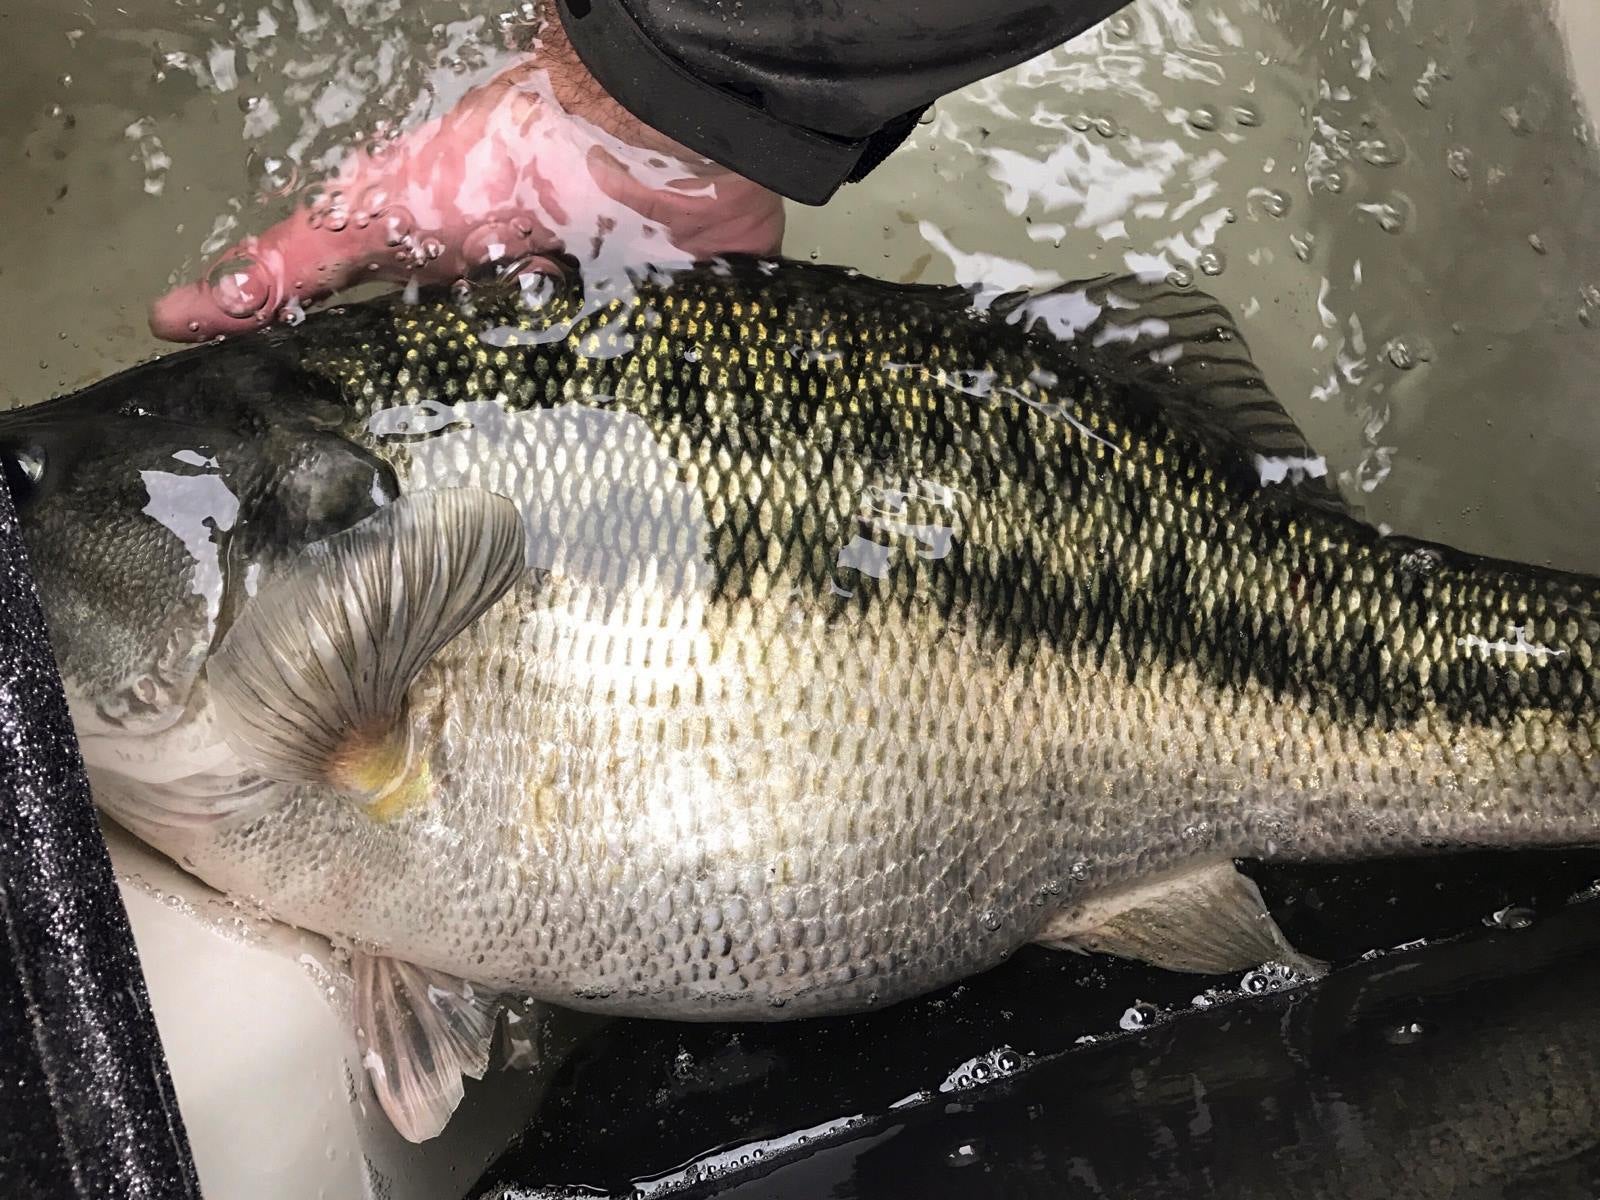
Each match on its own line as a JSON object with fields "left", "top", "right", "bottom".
{"left": 0, "top": 479, "right": 200, "bottom": 1199}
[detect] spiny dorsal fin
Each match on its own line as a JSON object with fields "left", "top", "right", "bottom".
{"left": 209, "top": 488, "right": 525, "bottom": 817}
{"left": 996, "top": 274, "right": 1353, "bottom": 518}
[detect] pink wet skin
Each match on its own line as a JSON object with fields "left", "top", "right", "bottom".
{"left": 148, "top": 17, "right": 786, "bottom": 341}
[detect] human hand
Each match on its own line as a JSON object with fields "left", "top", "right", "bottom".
{"left": 148, "top": 18, "right": 785, "bottom": 341}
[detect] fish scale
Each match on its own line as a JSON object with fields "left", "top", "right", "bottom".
{"left": 5, "top": 259, "right": 1599, "bottom": 1139}
{"left": 154, "top": 261, "right": 1596, "bottom": 1015}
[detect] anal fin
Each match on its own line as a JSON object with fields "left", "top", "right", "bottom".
{"left": 353, "top": 953, "right": 500, "bottom": 1143}
{"left": 1036, "top": 859, "right": 1325, "bottom": 978}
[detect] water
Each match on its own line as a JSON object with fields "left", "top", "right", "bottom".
{"left": 2, "top": 0, "right": 1599, "bottom": 1195}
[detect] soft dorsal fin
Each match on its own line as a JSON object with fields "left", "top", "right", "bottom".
{"left": 995, "top": 275, "right": 1353, "bottom": 517}
{"left": 209, "top": 488, "right": 525, "bottom": 818}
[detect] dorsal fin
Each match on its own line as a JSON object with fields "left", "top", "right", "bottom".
{"left": 995, "top": 274, "right": 1354, "bottom": 518}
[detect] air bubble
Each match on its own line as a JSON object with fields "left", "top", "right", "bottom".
{"left": 1384, "top": 337, "right": 1432, "bottom": 370}
{"left": 463, "top": 222, "right": 527, "bottom": 268}
{"left": 1092, "top": 117, "right": 1117, "bottom": 139}
{"left": 1107, "top": 13, "right": 1134, "bottom": 37}
{"left": 1290, "top": 232, "right": 1316, "bottom": 263}
{"left": 1119, "top": 1001, "right": 1158, "bottom": 1031}
{"left": 979, "top": 909, "right": 1003, "bottom": 932}
{"left": 1358, "top": 137, "right": 1402, "bottom": 167}
{"left": 1528, "top": 233, "right": 1548, "bottom": 255}
{"left": 1240, "top": 961, "right": 1311, "bottom": 995}
{"left": 247, "top": 150, "right": 298, "bottom": 197}
{"left": 1446, "top": 147, "right": 1472, "bottom": 181}
{"left": 1484, "top": 904, "right": 1535, "bottom": 930}
{"left": 1385, "top": 1021, "right": 1427, "bottom": 1045}
{"left": 1197, "top": 249, "right": 1226, "bottom": 277}
{"left": 206, "top": 257, "right": 271, "bottom": 319}
{"left": 1188, "top": 106, "right": 1219, "bottom": 132}
{"left": 1166, "top": 267, "right": 1195, "bottom": 290}
{"left": 947, "top": 1140, "right": 983, "bottom": 1168}
{"left": 1258, "top": 188, "right": 1291, "bottom": 218}
{"left": 1232, "top": 103, "right": 1260, "bottom": 128}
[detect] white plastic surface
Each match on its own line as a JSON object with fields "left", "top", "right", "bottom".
{"left": 109, "top": 823, "right": 556, "bottom": 1200}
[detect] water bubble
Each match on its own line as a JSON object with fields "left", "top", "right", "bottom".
{"left": 1092, "top": 117, "right": 1117, "bottom": 139}
{"left": 1501, "top": 104, "right": 1535, "bottom": 136}
{"left": 1069, "top": 859, "right": 1091, "bottom": 881}
{"left": 1241, "top": 961, "right": 1310, "bottom": 995}
{"left": 1366, "top": 200, "right": 1407, "bottom": 234}
{"left": 59, "top": 73, "right": 72, "bottom": 88}
{"left": 1106, "top": 13, "right": 1134, "bottom": 38}
{"left": 969, "top": 1059, "right": 993, "bottom": 1083}
{"left": 463, "top": 221, "right": 528, "bottom": 268}
{"left": 1383, "top": 337, "right": 1433, "bottom": 370}
{"left": 1197, "top": 249, "right": 1226, "bottom": 277}
{"left": 1484, "top": 904, "right": 1535, "bottom": 930}
{"left": 1528, "top": 233, "right": 1548, "bottom": 255}
{"left": 279, "top": 296, "right": 306, "bottom": 327}
{"left": 1358, "top": 137, "right": 1403, "bottom": 167}
{"left": 1385, "top": 1021, "right": 1427, "bottom": 1045}
{"left": 1413, "top": 83, "right": 1434, "bottom": 109}
{"left": 1119, "top": 1001, "right": 1158, "bottom": 1031}
{"left": 1188, "top": 106, "right": 1220, "bottom": 132}
{"left": 376, "top": 206, "right": 416, "bottom": 250}
{"left": 1258, "top": 188, "right": 1291, "bottom": 218}
{"left": 1322, "top": 171, "right": 1346, "bottom": 195}
{"left": 1166, "top": 267, "right": 1195, "bottom": 290}
{"left": 206, "top": 257, "right": 271, "bottom": 319}
{"left": 1446, "top": 147, "right": 1472, "bottom": 180}
{"left": 1232, "top": 103, "right": 1260, "bottom": 128}
{"left": 994, "top": 1048, "right": 1023, "bottom": 1074}
{"left": 947, "top": 1140, "right": 983, "bottom": 1168}
{"left": 1290, "top": 232, "right": 1317, "bottom": 263}
{"left": 1070, "top": 115, "right": 1092, "bottom": 133}
{"left": 672, "top": 1048, "right": 695, "bottom": 1079}
{"left": 978, "top": 909, "right": 1003, "bottom": 932}
{"left": 247, "top": 150, "right": 298, "bottom": 197}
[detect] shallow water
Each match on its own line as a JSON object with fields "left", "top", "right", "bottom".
{"left": 3, "top": 0, "right": 1600, "bottom": 1195}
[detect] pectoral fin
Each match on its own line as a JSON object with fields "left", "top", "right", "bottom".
{"left": 1036, "top": 860, "right": 1325, "bottom": 978}
{"left": 353, "top": 953, "right": 500, "bottom": 1144}
{"left": 210, "top": 489, "right": 524, "bottom": 818}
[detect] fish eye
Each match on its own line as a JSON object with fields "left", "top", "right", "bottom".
{"left": 0, "top": 443, "right": 46, "bottom": 511}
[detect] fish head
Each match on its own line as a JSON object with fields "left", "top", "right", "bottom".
{"left": 0, "top": 343, "right": 396, "bottom": 739}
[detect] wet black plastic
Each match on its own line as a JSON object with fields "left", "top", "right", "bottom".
{"left": 0, "top": 481, "right": 200, "bottom": 1199}
{"left": 472, "top": 850, "right": 1600, "bottom": 1199}
{"left": 555, "top": 0, "right": 1136, "bottom": 203}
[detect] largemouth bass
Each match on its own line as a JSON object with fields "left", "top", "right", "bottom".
{"left": 4, "top": 260, "right": 1596, "bottom": 1140}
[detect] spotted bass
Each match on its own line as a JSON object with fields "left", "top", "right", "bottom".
{"left": 4, "top": 260, "right": 1596, "bottom": 1140}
